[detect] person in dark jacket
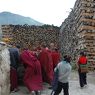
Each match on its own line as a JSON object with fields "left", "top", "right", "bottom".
{"left": 9, "top": 44, "right": 20, "bottom": 92}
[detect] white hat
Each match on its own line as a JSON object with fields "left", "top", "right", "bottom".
{"left": 0, "top": 41, "right": 6, "bottom": 45}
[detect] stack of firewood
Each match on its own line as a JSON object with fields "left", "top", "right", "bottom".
{"left": 60, "top": 0, "right": 95, "bottom": 64}
{"left": 11, "top": 25, "right": 60, "bottom": 48}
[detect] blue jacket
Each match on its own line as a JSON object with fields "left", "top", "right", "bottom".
{"left": 9, "top": 48, "right": 20, "bottom": 69}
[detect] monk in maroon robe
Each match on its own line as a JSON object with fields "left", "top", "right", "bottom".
{"left": 20, "top": 49, "right": 43, "bottom": 93}
{"left": 49, "top": 43, "right": 60, "bottom": 69}
{"left": 38, "top": 45, "right": 54, "bottom": 84}
{"left": 51, "top": 50, "right": 60, "bottom": 69}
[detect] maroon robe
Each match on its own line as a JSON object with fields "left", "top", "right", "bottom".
{"left": 38, "top": 49, "right": 54, "bottom": 84}
{"left": 20, "top": 50, "right": 43, "bottom": 91}
{"left": 51, "top": 51, "right": 60, "bottom": 69}
{"left": 10, "top": 67, "right": 18, "bottom": 91}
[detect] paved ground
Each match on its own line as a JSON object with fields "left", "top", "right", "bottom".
{"left": 10, "top": 71, "right": 95, "bottom": 95}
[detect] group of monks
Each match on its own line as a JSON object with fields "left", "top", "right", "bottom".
{"left": 10, "top": 42, "right": 60, "bottom": 95}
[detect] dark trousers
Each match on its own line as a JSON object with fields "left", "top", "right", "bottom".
{"left": 78, "top": 70, "right": 87, "bottom": 87}
{"left": 54, "top": 81, "right": 69, "bottom": 95}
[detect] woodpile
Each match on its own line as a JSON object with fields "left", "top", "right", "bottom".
{"left": 60, "top": 10, "right": 77, "bottom": 60}
{"left": 1, "top": 25, "right": 60, "bottom": 49}
{"left": 1, "top": 25, "right": 14, "bottom": 44}
{"left": 60, "top": 0, "right": 95, "bottom": 64}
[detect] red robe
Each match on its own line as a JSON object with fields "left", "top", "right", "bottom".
{"left": 10, "top": 67, "right": 18, "bottom": 91}
{"left": 38, "top": 49, "right": 54, "bottom": 84}
{"left": 20, "top": 50, "right": 43, "bottom": 91}
{"left": 51, "top": 51, "right": 60, "bottom": 69}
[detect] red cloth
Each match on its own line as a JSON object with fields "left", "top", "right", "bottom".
{"left": 78, "top": 56, "right": 87, "bottom": 64}
{"left": 20, "top": 50, "right": 43, "bottom": 91}
{"left": 51, "top": 51, "right": 60, "bottom": 69}
{"left": 38, "top": 49, "right": 54, "bottom": 84}
{"left": 10, "top": 67, "right": 18, "bottom": 91}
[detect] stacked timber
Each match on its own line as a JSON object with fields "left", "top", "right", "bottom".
{"left": 60, "top": 10, "right": 77, "bottom": 60}
{"left": 1, "top": 25, "right": 60, "bottom": 49}
{"left": 60, "top": 0, "right": 95, "bottom": 64}
{"left": 1, "top": 25, "right": 14, "bottom": 44}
